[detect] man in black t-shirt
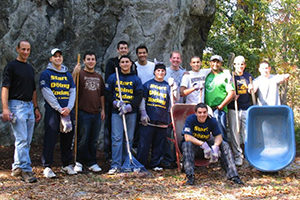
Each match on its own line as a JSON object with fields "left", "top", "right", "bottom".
{"left": 227, "top": 56, "right": 254, "bottom": 167}
{"left": 1, "top": 40, "right": 41, "bottom": 183}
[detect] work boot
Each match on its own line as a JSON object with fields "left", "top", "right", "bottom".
{"left": 21, "top": 171, "right": 37, "bottom": 183}
{"left": 230, "top": 176, "right": 244, "bottom": 185}
{"left": 11, "top": 168, "right": 22, "bottom": 177}
{"left": 185, "top": 174, "right": 195, "bottom": 185}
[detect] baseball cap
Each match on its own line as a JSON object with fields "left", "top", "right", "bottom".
{"left": 50, "top": 48, "right": 62, "bottom": 56}
{"left": 210, "top": 55, "right": 223, "bottom": 62}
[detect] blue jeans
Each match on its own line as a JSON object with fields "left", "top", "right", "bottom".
{"left": 9, "top": 100, "right": 35, "bottom": 172}
{"left": 213, "top": 109, "right": 228, "bottom": 142}
{"left": 111, "top": 113, "right": 137, "bottom": 169}
{"left": 77, "top": 110, "right": 101, "bottom": 166}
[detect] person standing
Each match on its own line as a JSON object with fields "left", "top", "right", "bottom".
{"left": 181, "top": 103, "right": 243, "bottom": 185}
{"left": 137, "top": 63, "right": 173, "bottom": 170}
{"left": 205, "top": 55, "right": 234, "bottom": 142}
{"left": 1, "top": 40, "right": 41, "bottom": 183}
{"left": 227, "top": 56, "right": 254, "bottom": 166}
{"left": 159, "top": 51, "right": 185, "bottom": 169}
{"left": 135, "top": 45, "right": 155, "bottom": 84}
{"left": 39, "top": 48, "right": 77, "bottom": 178}
{"left": 72, "top": 51, "right": 105, "bottom": 173}
{"left": 164, "top": 51, "right": 185, "bottom": 103}
{"left": 253, "top": 60, "right": 289, "bottom": 106}
{"left": 104, "top": 41, "right": 135, "bottom": 161}
{"left": 180, "top": 56, "right": 210, "bottom": 104}
{"left": 105, "top": 55, "right": 143, "bottom": 174}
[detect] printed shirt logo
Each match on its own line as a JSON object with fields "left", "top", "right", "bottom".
{"left": 84, "top": 77, "right": 100, "bottom": 91}
{"left": 236, "top": 79, "right": 248, "bottom": 95}
{"left": 192, "top": 125, "right": 210, "bottom": 140}
{"left": 50, "top": 75, "right": 70, "bottom": 100}
{"left": 115, "top": 80, "right": 134, "bottom": 103}
{"left": 146, "top": 83, "right": 168, "bottom": 109}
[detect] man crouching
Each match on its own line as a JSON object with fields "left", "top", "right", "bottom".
{"left": 182, "top": 103, "right": 244, "bottom": 185}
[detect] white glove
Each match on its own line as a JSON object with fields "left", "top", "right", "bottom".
{"left": 60, "top": 115, "right": 73, "bottom": 133}
{"left": 140, "top": 110, "right": 150, "bottom": 126}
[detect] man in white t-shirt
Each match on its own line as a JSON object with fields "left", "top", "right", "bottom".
{"left": 135, "top": 45, "right": 155, "bottom": 84}
{"left": 253, "top": 61, "right": 289, "bottom": 105}
{"left": 180, "top": 56, "right": 210, "bottom": 104}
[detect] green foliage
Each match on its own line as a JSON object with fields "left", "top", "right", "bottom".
{"left": 207, "top": 0, "right": 299, "bottom": 126}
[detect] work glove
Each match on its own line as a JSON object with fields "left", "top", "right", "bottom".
{"left": 168, "top": 77, "right": 179, "bottom": 89}
{"left": 140, "top": 110, "right": 150, "bottom": 126}
{"left": 200, "top": 142, "right": 212, "bottom": 159}
{"left": 210, "top": 145, "right": 220, "bottom": 163}
{"left": 113, "top": 100, "right": 124, "bottom": 109}
{"left": 60, "top": 115, "right": 73, "bottom": 133}
{"left": 119, "top": 104, "right": 132, "bottom": 115}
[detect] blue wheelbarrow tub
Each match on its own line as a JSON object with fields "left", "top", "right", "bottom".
{"left": 245, "top": 105, "right": 295, "bottom": 172}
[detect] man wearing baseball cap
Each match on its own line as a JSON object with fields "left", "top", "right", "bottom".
{"left": 39, "top": 48, "right": 77, "bottom": 178}
{"left": 205, "top": 55, "right": 234, "bottom": 142}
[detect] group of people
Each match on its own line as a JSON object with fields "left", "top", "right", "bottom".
{"left": 1, "top": 40, "right": 289, "bottom": 185}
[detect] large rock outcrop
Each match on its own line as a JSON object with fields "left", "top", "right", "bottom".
{"left": 0, "top": 0, "right": 215, "bottom": 145}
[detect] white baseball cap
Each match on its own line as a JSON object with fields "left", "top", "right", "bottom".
{"left": 210, "top": 55, "right": 223, "bottom": 62}
{"left": 50, "top": 48, "right": 62, "bottom": 56}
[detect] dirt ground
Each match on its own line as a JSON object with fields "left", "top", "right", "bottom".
{"left": 0, "top": 145, "right": 299, "bottom": 200}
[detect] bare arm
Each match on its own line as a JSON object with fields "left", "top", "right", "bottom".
{"left": 32, "top": 90, "right": 42, "bottom": 122}
{"left": 1, "top": 87, "right": 11, "bottom": 121}
{"left": 184, "top": 134, "right": 205, "bottom": 147}
{"left": 180, "top": 86, "right": 197, "bottom": 97}
{"left": 213, "top": 134, "right": 222, "bottom": 146}
{"left": 217, "top": 90, "right": 234, "bottom": 110}
{"left": 72, "top": 63, "right": 81, "bottom": 82}
{"left": 100, "top": 96, "right": 105, "bottom": 120}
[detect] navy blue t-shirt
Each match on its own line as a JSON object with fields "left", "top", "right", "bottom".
{"left": 182, "top": 114, "right": 221, "bottom": 141}
{"left": 39, "top": 69, "right": 75, "bottom": 108}
{"left": 228, "top": 72, "right": 253, "bottom": 110}
{"left": 106, "top": 72, "right": 143, "bottom": 114}
{"left": 143, "top": 79, "right": 170, "bottom": 125}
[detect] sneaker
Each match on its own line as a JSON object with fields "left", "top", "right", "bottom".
{"left": 185, "top": 174, "right": 195, "bottom": 185}
{"left": 107, "top": 168, "right": 119, "bottom": 175}
{"left": 152, "top": 167, "right": 163, "bottom": 171}
{"left": 21, "top": 171, "right": 37, "bottom": 183}
{"left": 74, "top": 162, "right": 83, "bottom": 173}
{"left": 230, "top": 176, "right": 244, "bottom": 185}
{"left": 11, "top": 168, "right": 22, "bottom": 177}
{"left": 235, "top": 158, "right": 243, "bottom": 167}
{"left": 88, "top": 164, "right": 102, "bottom": 172}
{"left": 61, "top": 165, "right": 77, "bottom": 175}
{"left": 43, "top": 167, "right": 56, "bottom": 178}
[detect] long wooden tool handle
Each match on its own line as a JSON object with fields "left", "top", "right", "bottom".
{"left": 74, "top": 53, "right": 80, "bottom": 163}
{"left": 249, "top": 76, "right": 256, "bottom": 105}
{"left": 232, "top": 71, "right": 240, "bottom": 134}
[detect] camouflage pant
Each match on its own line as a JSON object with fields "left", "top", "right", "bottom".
{"left": 181, "top": 137, "right": 238, "bottom": 179}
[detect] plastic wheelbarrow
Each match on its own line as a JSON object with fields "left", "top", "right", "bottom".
{"left": 245, "top": 105, "right": 296, "bottom": 172}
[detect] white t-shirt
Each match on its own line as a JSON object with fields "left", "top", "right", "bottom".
{"left": 135, "top": 61, "right": 155, "bottom": 84}
{"left": 181, "top": 69, "right": 211, "bottom": 104}
{"left": 253, "top": 74, "right": 284, "bottom": 105}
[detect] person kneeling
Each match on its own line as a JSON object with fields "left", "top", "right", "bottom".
{"left": 181, "top": 103, "right": 244, "bottom": 185}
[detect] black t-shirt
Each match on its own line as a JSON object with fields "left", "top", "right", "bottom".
{"left": 2, "top": 59, "right": 36, "bottom": 101}
{"left": 228, "top": 71, "right": 253, "bottom": 110}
